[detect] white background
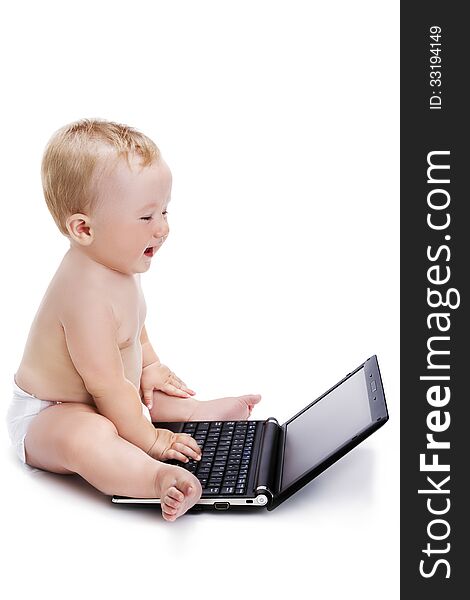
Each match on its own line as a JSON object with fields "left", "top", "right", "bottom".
{"left": 0, "top": 1, "right": 399, "bottom": 598}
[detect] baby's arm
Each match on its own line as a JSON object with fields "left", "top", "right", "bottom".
{"left": 140, "top": 324, "right": 160, "bottom": 368}
{"left": 140, "top": 325, "right": 196, "bottom": 408}
{"left": 60, "top": 293, "right": 199, "bottom": 462}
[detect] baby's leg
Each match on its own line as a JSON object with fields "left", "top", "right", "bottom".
{"left": 148, "top": 390, "right": 262, "bottom": 422}
{"left": 24, "top": 402, "right": 201, "bottom": 520}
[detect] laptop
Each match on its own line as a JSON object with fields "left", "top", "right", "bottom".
{"left": 112, "top": 355, "right": 388, "bottom": 511}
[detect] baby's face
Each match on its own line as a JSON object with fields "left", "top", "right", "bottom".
{"left": 87, "top": 153, "right": 172, "bottom": 275}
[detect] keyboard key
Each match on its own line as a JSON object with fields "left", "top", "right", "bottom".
{"left": 208, "top": 477, "right": 222, "bottom": 485}
{"left": 213, "top": 463, "right": 227, "bottom": 470}
{"left": 221, "top": 486, "right": 235, "bottom": 495}
{"left": 202, "top": 487, "right": 220, "bottom": 495}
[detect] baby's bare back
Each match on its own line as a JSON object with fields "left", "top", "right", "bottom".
{"left": 15, "top": 249, "right": 146, "bottom": 403}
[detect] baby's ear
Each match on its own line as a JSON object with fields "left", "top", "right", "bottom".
{"left": 66, "top": 213, "right": 94, "bottom": 245}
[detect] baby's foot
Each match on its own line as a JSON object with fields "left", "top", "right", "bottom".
{"left": 155, "top": 464, "right": 202, "bottom": 521}
{"left": 188, "top": 394, "right": 262, "bottom": 421}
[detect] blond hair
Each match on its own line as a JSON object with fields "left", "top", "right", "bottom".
{"left": 41, "top": 118, "right": 160, "bottom": 236}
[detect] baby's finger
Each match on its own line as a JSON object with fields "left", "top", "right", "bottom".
{"left": 174, "top": 439, "right": 202, "bottom": 460}
{"left": 171, "top": 375, "right": 196, "bottom": 396}
{"left": 173, "top": 440, "right": 202, "bottom": 461}
{"left": 179, "top": 382, "right": 196, "bottom": 396}
{"left": 163, "top": 383, "right": 191, "bottom": 398}
{"left": 142, "top": 390, "right": 154, "bottom": 409}
{"left": 178, "top": 433, "right": 202, "bottom": 456}
{"left": 164, "top": 448, "right": 191, "bottom": 463}
{"left": 170, "top": 375, "right": 187, "bottom": 390}
{"left": 171, "top": 439, "right": 201, "bottom": 460}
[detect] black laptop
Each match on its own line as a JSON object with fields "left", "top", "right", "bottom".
{"left": 112, "top": 355, "right": 388, "bottom": 511}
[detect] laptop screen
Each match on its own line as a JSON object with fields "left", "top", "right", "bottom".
{"left": 281, "top": 367, "right": 372, "bottom": 490}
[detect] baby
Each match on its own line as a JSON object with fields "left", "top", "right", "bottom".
{"left": 7, "top": 118, "right": 261, "bottom": 521}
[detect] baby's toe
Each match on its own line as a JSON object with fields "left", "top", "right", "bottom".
{"left": 163, "top": 494, "right": 181, "bottom": 510}
{"left": 162, "top": 503, "right": 178, "bottom": 515}
{"left": 179, "top": 481, "right": 195, "bottom": 497}
{"left": 162, "top": 509, "right": 177, "bottom": 522}
{"left": 161, "top": 496, "right": 180, "bottom": 519}
{"left": 167, "top": 486, "right": 184, "bottom": 503}
{"left": 240, "top": 394, "right": 261, "bottom": 407}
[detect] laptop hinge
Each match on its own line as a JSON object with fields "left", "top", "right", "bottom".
{"left": 254, "top": 418, "right": 281, "bottom": 500}
{"left": 273, "top": 424, "right": 286, "bottom": 496}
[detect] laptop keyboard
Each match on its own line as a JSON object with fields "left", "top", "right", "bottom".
{"left": 180, "top": 421, "right": 257, "bottom": 495}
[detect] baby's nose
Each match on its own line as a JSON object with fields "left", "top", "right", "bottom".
{"left": 154, "top": 222, "right": 169, "bottom": 240}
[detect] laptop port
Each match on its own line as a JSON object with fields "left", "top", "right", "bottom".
{"left": 214, "top": 502, "right": 230, "bottom": 511}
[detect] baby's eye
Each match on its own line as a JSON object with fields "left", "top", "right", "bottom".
{"left": 140, "top": 211, "right": 168, "bottom": 221}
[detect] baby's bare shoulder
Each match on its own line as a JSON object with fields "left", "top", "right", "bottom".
{"left": 53, "top": 256, "right": 122, "bottom": 318}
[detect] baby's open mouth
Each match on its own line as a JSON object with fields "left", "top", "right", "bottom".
{"left": 144, "top": 246, "right": 155, "bottom": 257}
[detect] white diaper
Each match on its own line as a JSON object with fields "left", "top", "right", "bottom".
{"left": 6, "top": 376, "right": 62, "bottom": 468}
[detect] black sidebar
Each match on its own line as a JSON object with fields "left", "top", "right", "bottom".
{"left": 401, "top": 2, "right": 467, "bottom": 597}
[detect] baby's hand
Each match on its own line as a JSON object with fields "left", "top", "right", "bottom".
{"left": 140, "top": 362, "right": 196, "bottom": 409}
{"left": 151, "top": 429, "right": 202, "bottom": 463}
